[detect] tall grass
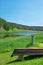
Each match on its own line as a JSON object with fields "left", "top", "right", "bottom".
{"left": 0, "top": 33, "right": 43, "bottom": 53}
{"left": 0, "top": 36, "right": 31, "bottom": 53}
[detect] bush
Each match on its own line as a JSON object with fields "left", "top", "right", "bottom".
{"left": 3, "top": 23, "right": 9, "bottom": 31}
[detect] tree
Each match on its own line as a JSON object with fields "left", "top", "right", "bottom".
{"left": 3, "top": 23, "right": 9, "bottom": 31}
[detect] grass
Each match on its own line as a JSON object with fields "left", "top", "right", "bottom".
{"left": 0, "top": 52, "right": 43, "bottom": 65}
{"left": 0, "top": 32, "right": 43, "bottom": 65}
{"left": 0, "top": 36, "right": 31, "bottom": 53}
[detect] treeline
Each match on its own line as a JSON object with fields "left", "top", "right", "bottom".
{"left": 0, "top": 18, "right": 43, "bottom": 31}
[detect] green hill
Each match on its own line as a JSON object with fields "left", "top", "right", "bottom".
{"left": 0, "top": 18, "right": 43, "bottom": 31}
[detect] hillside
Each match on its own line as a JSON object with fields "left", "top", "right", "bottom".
{"left": 0, "top": 18, "right": 43, "bottom": 31}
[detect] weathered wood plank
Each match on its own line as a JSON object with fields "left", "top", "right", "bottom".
{"left": 11, "top": 48, "right": 43, "bottom": 57}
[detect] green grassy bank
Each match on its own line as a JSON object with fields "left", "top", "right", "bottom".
{"left": 0, "top": 32, "right": 43, "bottom": 65}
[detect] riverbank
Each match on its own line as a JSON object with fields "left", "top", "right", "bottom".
{"left": 0, "top": 32, "right": 43, "bottom": 53}
{"left": 0, "top": 29, "right": 33, "bottom": 34}
{"left": 0, "top": 32, "right": 43, "bottom": 65}
{"left": 0, "top": 29, "right": 42, "bottom": 34}
{"left": 0, "top": 29, "right": 42, "bottom": 39}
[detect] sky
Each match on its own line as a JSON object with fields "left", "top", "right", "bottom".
{"left": 0, "top": 0, "right": 43, "bottom": 26}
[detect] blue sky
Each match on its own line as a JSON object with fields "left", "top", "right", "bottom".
{"left": 0, "top": 0, "right": 43, "bottom": 26}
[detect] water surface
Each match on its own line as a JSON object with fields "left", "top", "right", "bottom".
{"left": 13, "top": 31, "right": 39, "bottom": 36}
